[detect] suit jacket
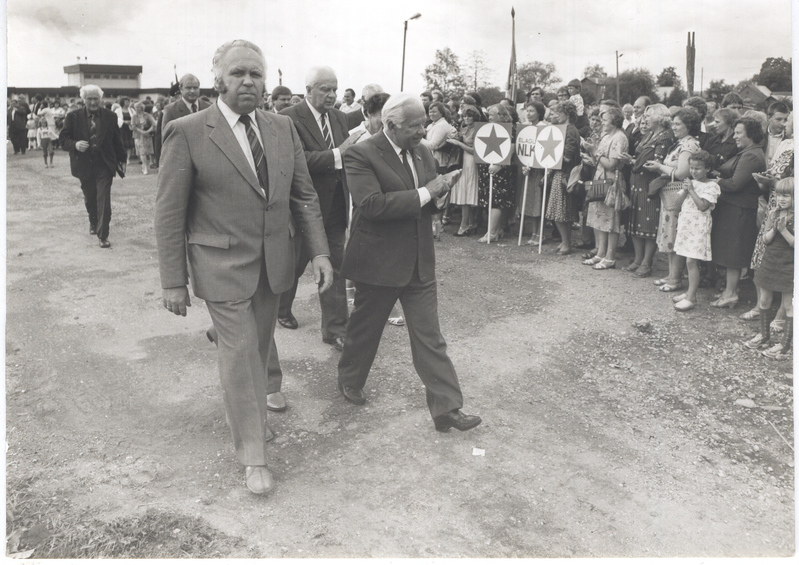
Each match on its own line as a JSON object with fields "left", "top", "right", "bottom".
{"left": 341, "top": 131, "right": 438, "bottom": 287}
{"left": 279, "top": 102, "right": 350, "bottom": 223}
{"left": 7, "top": 108, "right": 28, "bottom": 133}
{"left": 155, "top": 103, "right": 329, "bottom": 302}
{"left": 347, "top": 108, "right": 366, "bottom": 131}
{"left": 154, "top": 98, "right": 212, "bottom": 159}
{"left": 58, "top": 107, "right": 126, "bottom": 179}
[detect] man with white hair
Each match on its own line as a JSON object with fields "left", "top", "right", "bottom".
{"left": 277, "top": 65, "right": 363, "bottom": 350}
{"left": 347, "top": 83, "right": 384, "bottom": 130}
{"left": 59, "top": 84, "right": 126, "bottom": 248}
{"left": 337, "top": 93, "right": 481, "bottom": 433}
{"left": 155, "top": 40, "right": 332, "bottom": 495}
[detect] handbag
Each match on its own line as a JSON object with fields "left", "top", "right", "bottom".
{"left": 660, "top": 178, "right": 686, "bottom": 211}
{"left": 603, "top": 170, "right": 630, "bottom": 210}
{"left": 585, "top": 177, "right": 613, "bottom": 202}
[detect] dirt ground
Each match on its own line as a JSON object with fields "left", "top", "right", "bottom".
{"left": 5, "top": 149, "right": 795, "bottom": 558}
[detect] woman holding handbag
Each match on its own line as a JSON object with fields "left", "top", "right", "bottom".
{"left": 622, "top": 104, "right": 674, "bottom": 277}
{"left": 582, "top": 107, "right": 629, "bottom": 270}
{"left": 644, "top": 107, "right": 702, "bottom": 291}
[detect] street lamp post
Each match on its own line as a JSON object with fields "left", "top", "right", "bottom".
{"left": 401, "top": 13, "right": 422, "bottom": 92}
{"left": 615, "top": 51, "right": 623, "bottom": 102}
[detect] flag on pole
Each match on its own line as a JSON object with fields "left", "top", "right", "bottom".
{"left": 169, "top": 64, "right": 180, "bottom": 96}
{"left": 506, "top": 7, "right": 518, "bottom": 103}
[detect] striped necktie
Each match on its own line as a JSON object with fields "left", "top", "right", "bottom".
{"left": 238, "top": 114, "right": 269, "bottom": 194}
{"left": 320, "top": 113, "right": 334, "bottom": 149}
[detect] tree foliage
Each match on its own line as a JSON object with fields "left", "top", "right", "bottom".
{"left": 422, "top": 48, "right": 467, "bottom": 98}
{"left": 704, "top": 79, "right": 734, "bottom": 103}
{"left": 663, "top": 86, "right": 687, "bottom": 108}
{"left": 614, "top": 68, "right": 656, "bottom": 104}
{"left": 754, "top": 57, "right": 792, "bottom": 92}
{"left": 464, "top": 51, "right": 493, "bottom": 91}
{"left": 657, "top": 66, "right": 681, "bottom": 88}
{"left": 476, "top": 86, "right": 504, "bottom": 107}
{"left": 517, "top": 61, "right": 561, "bottom": 92}
{"left": 583, "top": 64, "right": 607, "bottom": 79}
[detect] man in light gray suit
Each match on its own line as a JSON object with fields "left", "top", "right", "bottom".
{"left": 155, "top": 40, "right": 332, "bottom": 496}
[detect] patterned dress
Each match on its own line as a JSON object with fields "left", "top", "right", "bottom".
{"left": 673, "top": 180, "right": 721, "bottom": 261}
{"left": 751, "top": 141, "right": 794, "bottom": 269}
{"left": 586, "top": 129, "right": 628, "bottom": 233}
{"left": 545, "top": 123, "right": 581, "bottom": 223}
{"left": 478, "top": 125, "right": 518, "bottom": 210}
{"left": 627, "top": 129, "right": 673, "bottom": 239}
{"left": 656, "top": 136, "right": 700, "bottom": 253}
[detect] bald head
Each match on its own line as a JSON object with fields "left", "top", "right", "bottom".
{"left": 305, "top": 66, "right": 338, "bottom": 113}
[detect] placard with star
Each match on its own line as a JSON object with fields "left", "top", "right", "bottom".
{"left": 531, "top": 124, "right": 566, "bottom": 170}
{"left": 473, "top": 122, "right": 513, "bottom": 165}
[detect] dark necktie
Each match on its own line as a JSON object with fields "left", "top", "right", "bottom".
{"left": 320, "top": 113, "right": 334, "bottom": 150}
{"left": 238, "top": 114, "right": 269, "bottom": 194}
{"left": 191, "top": 103, "right": 197, "bottom": 113}
{"left": 401, "top": 150, "right": 416, "bottom": 188}
{"left": 89, "top": 112, "right": 99, "bottom": 146}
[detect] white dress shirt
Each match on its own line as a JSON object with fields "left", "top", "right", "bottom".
{"left": 182, "top": 98, "right": 199, "bottom": 113}
{"left": 217, "top": 98, "right": 266, "bottom": 197}
{"left": 384, "top": 133, "right": 432, "bottom": 207}
{"left": 305, "top": 99, "right": 342, "bottom": 170}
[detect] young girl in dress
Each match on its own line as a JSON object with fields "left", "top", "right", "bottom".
{"left": 744, "top": 177, "right": 794, "bottom": 358}
{"left": 671, "top": 150, "right": 721, "bottom": 311}
{"left": 26, "top": 114, "right": 38, "bottom": 151}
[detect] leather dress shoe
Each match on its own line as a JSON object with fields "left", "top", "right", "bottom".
{"left": 338, "top": 379, "right": 365, "bottom": 405}
{"left": 433, "top": 409, "right": 482, "bottom": 432}
{"left": 245, "top": 465, "right": 274, "bottom": 495}
{"left": 99, "top": 239, "right": 111, "bottom": 248}
{"left": 206, "top": 326, "right": 218, "bottom": 345}
{"left": 89, "top": 227, "right": 97, "bottom": 235}
{"left": 266, "top": 391, "right": 287, "bottom": 412}
{"left": 278, "top": 313, "right": 298, "bottom": 329}
{"left": 323, "top": 336, "right": 345, "bottom": 351}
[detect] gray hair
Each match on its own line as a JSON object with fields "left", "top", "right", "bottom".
{"left": 305, "top": 65, "right": 337, "bottom": 88}
{"left": 362, "top": 83, "right": 384, "bottom": 101}
{"left": 179, "top": 73, "right": 200, "bottom": 88}
{"left": 644, "top": 103, "right": 671, "bottom": 130}
{"left": 381, "top": 93, "right": 424, "bottom": 130}
{"left": 211, "top": 40, "right": 264, "bottom": 90}
{"left": 80, "top": 84, "right": 104, "bottom": 99}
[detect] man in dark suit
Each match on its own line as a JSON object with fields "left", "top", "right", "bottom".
{"left": 277, "top": 66, "right": 363, "bottom": 350}
{"left": 156, "top": 74, "right": 210, "bottom": 152}
{"left": 7, "top": 99, "right": 28, "bottom": 155}
{"left": 337, "top": 93, "right": 481, "bottom": 433}
{"left": 156, "top": 40, "right": 332, "bottom": 496}
{"left": 59, "top": 85, "right": 126, "bottom": 248}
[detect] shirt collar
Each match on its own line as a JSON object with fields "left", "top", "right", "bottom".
{"left": 182, "top": 98, "right": 198, "bottom": 111}
{"left": 305, "top": 99, "right": 326, "bottom": 122}
{"left": 217, "top": 98, "right": 257, "bottom": 130}
{"left": 384, "top": 132, "right": 407, "bottom": 159}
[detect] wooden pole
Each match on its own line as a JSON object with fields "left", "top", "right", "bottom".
{"left": 538, "top": 168, "right": 549, "bottom": 254}
{"left": 487, "top": 173, "right": 493, "bottom": 244}
{"left": 518, "top": 174, "right": 529, "bottom": 246}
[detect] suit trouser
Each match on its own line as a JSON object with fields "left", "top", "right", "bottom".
{"left": 337, "top": 266, "right": 464, "bottom": 418}
{"left": 279, "top": 221, "right": 347, "bottom": 340}
{"left": 79, "top": 166, "right": 113, "bottom": 240}
{"left": 11, "top": 130, "right": 27, "bottom": 154}
{"left": 205, "top": 264, "right": 278, "bottom": 466}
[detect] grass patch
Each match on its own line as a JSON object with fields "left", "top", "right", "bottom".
{"left": 7, "top": 477, "right": 253, "bottom": 558}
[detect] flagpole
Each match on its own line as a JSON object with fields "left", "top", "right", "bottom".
{"left": 518, "top": 175, "right": 528, "bottom": 246}
{"left": 487, "top": 173, "right": 493, "bottom": 244}
{"left": 506, "top": 7, "right": 517, "bottom": 101}
{"left": 538, "top": 169, "right": 548, "bottom": 254}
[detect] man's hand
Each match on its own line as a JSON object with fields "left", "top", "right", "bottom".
{"left": 162, "top": 286, "right": 191, "bottom": 316}
{"left": 425, "top": 174, "right": 456, "bottom": 199}
{"left": 75, "top": 140, "right": 90, "bottom": 152}
{"left": 337, "top": 130, "right": 365, "bottom": 155}
{"left": 312, "top": 256, "right": 334, "bottom": 294}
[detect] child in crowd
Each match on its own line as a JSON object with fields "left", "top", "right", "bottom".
{"left": 745, "top": 177, "right": 794, "bottom": 358}
{"left": 26, "top": 113, "right": 38, "bottom": 150}
{"left": 671, "top": 150, "right": 720, "bottom": 311}
{"left": 566, "top": 79, "right": 584, "bottom": 118}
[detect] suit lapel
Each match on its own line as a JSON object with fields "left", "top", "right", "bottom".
{"left": 297, "top": 102, "right": 327, "bottom": 150}
{"left": 207, "top": 105, "right": 264, "bottom": 199}
{"left": 375, "top": 132, "right": 415, "bottom": 191}
{"left": 256, "top": 109, "right": 278, "bottom": 201}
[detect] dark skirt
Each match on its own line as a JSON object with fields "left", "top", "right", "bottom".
{"left": 478, "top": 164, "right": 517, "bottom": 209}
{"left": 754, "top": 233, "right": 794, "bottom": 293}
{"left": 627, "top": 170, "right": 660, "bottom": 239}
{"left": 711, "top": 201, "right": 758, "bottom": 269}
{"left": 120, "top": 123, "right": 135, "bottom": 150}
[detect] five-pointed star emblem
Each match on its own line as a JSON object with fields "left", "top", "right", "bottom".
{"left": 478, "top": 125, "right": 507, "bottom": 159}
{"left": 537, "top": 129, "right": 561, "bottom": 163}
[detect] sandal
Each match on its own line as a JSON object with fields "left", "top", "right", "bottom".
{"left": 634, "top": 265, "right": 652, "bottom": 278}
{"left": 739, "top": 308, "right": 760, "bottom": 321}
{"left": 770, "top": 319, "right": 785, "bottom": 333}
{"left": 621, "top": 262, "right": 641, "bottom": 272}
{"left": 743, "top": 333, "right": 769, "bottom": 349}
{"left": 653, "top": 278, "right": 669, "bottom": 286}
{"left": 674, "top": 299, "right": 696, "bottom": 312}
{"left": 556, "top": 246, "right": 573, "bottom": 256}
{"left": 672, "top": 293, "right": 688, "bottom": 303}
{"left": 581, "top": 250, "right": 598, "bottom": 260}
{"left": 762, "top": 343, "right": 791, "bottom": 359}
{"left": 658, "top": 282, "right": 683, "bottom": 292}
{"left": 593, "top": 258, "right": 616, "bottom": 270}
{"left": 477, "top": 232, "right": 501, "bottom": 243}
{"left": 583, "top": 255, "right": 603, "bottom": 265}
{"left": 387, "top": 316, "right": 405, "bottom": 326}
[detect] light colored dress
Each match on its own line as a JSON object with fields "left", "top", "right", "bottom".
{"left": 450, "top": 125, "right": 478, "bottom": 206}
{"left": 656, "top": 136, "right": 700, "bottom": 253}
{"left": 586, "top": 129, "right": 628, "bottom": 234}
{"left": 673, "top": 179, "right": 721, "bottom": 261}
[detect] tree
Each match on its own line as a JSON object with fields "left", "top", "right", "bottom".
{"left": 517, "top": 61, "right": 561, "bottom": 93}
{"left": 754, "top": 57, "right": 792, "bottom": 92}
{"left": 663, "top": 86, "right": 687, "bottom": 108}
{"left": 615, "top": 68, "right": 656, "bottom": 104}
{"left": 583, "top": 63, "right": 607, "bottom": 79}
{"left": 422, "top": 47, "right": 468, "bottom": 98}
{"left": 657, "top": 66, "right": 680, "bottom": 87}
{"left": 464, "top": 51, "right": 493, "bottom": 91}
{"left": 704, "top": 79, "right": 733, "bottom": 103}
{"left": 476, "top": 86, "right": 504, "bottom": 107}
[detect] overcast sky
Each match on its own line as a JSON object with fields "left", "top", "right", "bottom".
{"left": 6, "top": 0, "right": 795, "bottom": 97}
